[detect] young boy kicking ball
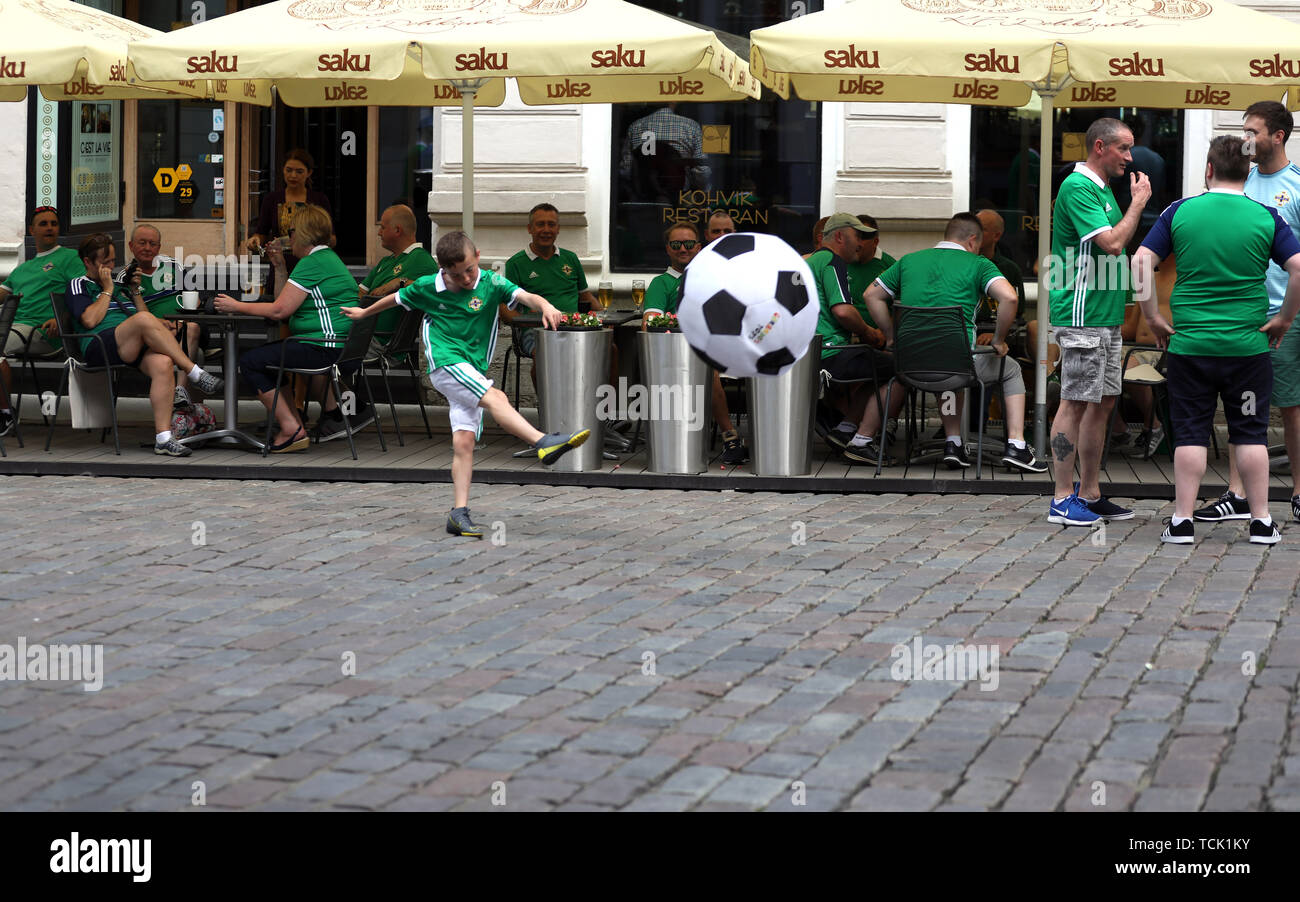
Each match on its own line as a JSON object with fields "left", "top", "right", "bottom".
{"left": 343, "top": 231, "right": 589, "bottom": 537}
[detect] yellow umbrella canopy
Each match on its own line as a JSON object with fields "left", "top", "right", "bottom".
{"left": 130, "top": 0, "right": 760, "bottom": 230}
{"left": 751, "top": 0, "right": 1300, "bottom": 110}
{"left": 750, "top": 0, "right": 1300, "bottom": 454}
{"left": 0, "top": 0, "right": 236, "bottom": 99}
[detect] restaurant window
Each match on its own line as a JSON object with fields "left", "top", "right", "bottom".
{"left": 133, "top": 2, "right": 228, "bottom": 222}
{"left": 377, "top": 107, "right": 435, "bottom": 250}
{"left": 611, "top": 1, "right": 823, "bottom": 272}
{"left": 970, "top": 106, "right": 1184, "bottom": 274}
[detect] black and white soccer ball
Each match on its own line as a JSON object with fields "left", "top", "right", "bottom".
{"left": 678, "top": 233, "right": 819, "bottom": 377}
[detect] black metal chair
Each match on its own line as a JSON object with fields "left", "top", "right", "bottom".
{"left": 819, "top": 340, "right": 892, "bottom": 454}
{"left": 262, "top": 314, "right": 385, "bottom": 460}
{"left": 875, "top": 304, "right": 1007, "bottom": 478}
{"left": 499, "top": 319, "right": 531, "bottom": 408}
{"left": 44, "top": 292, "right": 134, "bottom": 455}
{"left": 3, "top": 291, "right": 65, "bottom": 430}
{"left": 364, "top": 304, "right": 434, "bottom": 445}
{"left": 0, "top": 293, "right": 23, "bottom": 453}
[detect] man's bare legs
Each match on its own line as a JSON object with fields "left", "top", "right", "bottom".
{"left": 1052, "top": 394, "right": 1116, "bottom": 499}
{"left": 1225, "top": 405, "right": 1300, "bottom": 503}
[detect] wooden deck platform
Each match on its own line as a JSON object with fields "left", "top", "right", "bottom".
{"left": 1, "top": 401, "right": 1292, "bottom": 501}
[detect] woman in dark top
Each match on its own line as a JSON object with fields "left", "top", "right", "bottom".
{"left": 247, "top": 148, "right": 332, "bottom": 273}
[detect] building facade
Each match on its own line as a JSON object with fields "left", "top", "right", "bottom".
{"left": 2, "top": 0, "right": 1297, "bottom": 296}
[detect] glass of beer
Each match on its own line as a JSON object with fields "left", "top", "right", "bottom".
{"left": 631, "top": 279, "right": 646, "bottom": 311}
{"left": 597, "top": 281, "right": 614, "bottom": 309}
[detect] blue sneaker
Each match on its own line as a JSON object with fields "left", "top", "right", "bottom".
{"left": 1074, "top": 481, "right": 1134, "bottom": 521}
{"left": 1048, "top": 493, "right": 1101, "bottom": 526}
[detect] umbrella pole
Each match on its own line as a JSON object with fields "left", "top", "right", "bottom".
{"left": 1033, "top": 90, "right": 1054, "bottom": 456}
{"left": 461, "top": 84, "right": 476, "bottom": 236}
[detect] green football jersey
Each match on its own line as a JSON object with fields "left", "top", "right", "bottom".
{"left": 643, "top": 268, "right": 683, "bottom": 315}
{"left": 2, "top": 245, "right": 84, "bottom": 330}
{"left": 875, "top": 244, "right": 1005, "bottom": 345}
{"left": 398, "top": 268, "right": 520, "bottom": 373}
{"left": 808, "top": 248, "right": 854, "bottom": 358}
{"left": 505, "top": 247, "right": 588, "bottom": 314}
{"left": 1050, "top": 165, "right": 1128, "bottom": 328}
{"left": 285, "top": 247, "right": 356, "bottom": 346}
{"left": 124, "top": 257, "right": 181, "bottom": 318}
{"left": 361, "top": 245, "right": 438, "bottom": 340}
{"left": 1140, "top": 189, "right": 1300, "bottom": 357}
{"left": 847, "top": 252, "right": 896, "bottom": 327}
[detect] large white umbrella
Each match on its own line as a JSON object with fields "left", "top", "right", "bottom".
{"left": 752, "top": 0, "right": 1300, "bottom": 452}
{"left": 130, "top": 0, "right": 760, "bottom": 234}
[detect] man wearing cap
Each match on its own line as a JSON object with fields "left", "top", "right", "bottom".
{"left": 810, "top": 212, "right": 900, "bottom": 465}
{"left": 0, "top": 205, "right": 85, "bottom": 436}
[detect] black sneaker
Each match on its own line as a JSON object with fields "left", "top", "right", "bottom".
{"left": 1249, "top": 518, "right": 1281, "bottom": 545}
{"left": 154, "top": 437, "right": 192, "bottom": 457}
{"left": 191, "top": 369, "right": 224, "bottom": 395}
{"left": 1074, "top": 481, "right": 1135, "bottom": 521}
{"left": 824, "top": 426, "right": 856, "bottom": 451}
{"left": 0, "top": 409, "right": 14, "bottom": 437}
{"left": 721, "top": 434, "right": 749, "bottom": 464}
{"left": 446, "top": 507, "right": 484, "bottom": 538}
{"left": 1160, "top": 517, "right": 1194, "bottom": 545}
{"left": 1002, "top": 443, "right": 1048, "bottom": 473}
{"left": 173, "top": 385, "right": 192, "bottom": 410}
{"left": 842, "top": 441, "right": 895, "bottom": 466}
{"left": 942, "top": 440, "right": 971, "bottom": 469}
{"left": 1291, "top": 494, "right": 1300, "bottom": 524}
{"left": 312, "top": 408, "right": 346, "bottom": 442}
{"left": 1193, "top": 491, "right": 1250, "bottom": 522}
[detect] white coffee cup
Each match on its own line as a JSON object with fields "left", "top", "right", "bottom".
{"left": 181, "top": 291, "right": 200, "bottom": 310}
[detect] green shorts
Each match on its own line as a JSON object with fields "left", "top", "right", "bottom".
{"left": 1271, "top": 323, "right": 1300, "bottom": 407}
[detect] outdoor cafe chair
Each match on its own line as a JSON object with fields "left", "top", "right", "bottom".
{"left": 875, "top": 304, "right": 1007, "bottom": 479}
{"left": 44, "top": 292, "right": 133, "bottom": 455}
{"left": 3, "top": 291, "right": 65, "bottom": 430}
{"left": 363, "top": 303, "right": 434, "bottom": 446}
{"left": 0, "top": 293, "right": 19, "bottom": 453}
{"left": 261, "top": 312, "right": 385, "bottom": 461}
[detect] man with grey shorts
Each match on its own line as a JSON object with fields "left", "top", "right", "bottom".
{"left": 1046, "top": 117, "right": 1151, "bottom": 526}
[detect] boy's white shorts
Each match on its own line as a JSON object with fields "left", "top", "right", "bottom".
{"left": 430, "top": 363, "right": 492, "bottom": 440}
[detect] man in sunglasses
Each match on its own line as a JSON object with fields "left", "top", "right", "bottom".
{"left": 643, "top": 222, "right": 748, "bottom": 464}
{"left": 0, "top": 206, "right": 85, "bottom": 436}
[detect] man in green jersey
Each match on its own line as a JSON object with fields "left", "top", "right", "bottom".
{"left": 0, "top": 206, "right": 84, "bottom": 435}
{"left": 359, "top": 205, "right": 438, "bottom": 350}
{"left": 846, "top": 214, "right": 895, "bottom": 330}
{"left": 343, "top": 231, "right": 588, "bottom": 538}
{"left": 1135, "top": 135, "right": 1300, "bottom": 545}
{"left": 864, "top": 212, "right": 1045, "bottom": 472}
{"left": 504, "top": 203, "right": 596, "bottom": 355}
{"left": 117, "top": 224, "right": 204, "bottom": 408}
{"left": 1047, "top": 117, "right": 1151, "bottom": 527}
{"left": 809, "top": 212, "right": 896, "bottom": 465}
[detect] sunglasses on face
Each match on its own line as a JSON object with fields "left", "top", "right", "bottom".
{"left": 668, "top": 240, "right": 699, "bottom": 250}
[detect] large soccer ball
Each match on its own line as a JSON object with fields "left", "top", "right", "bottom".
{"left": 678, "top": 233, "right": 819, "bottom": 377}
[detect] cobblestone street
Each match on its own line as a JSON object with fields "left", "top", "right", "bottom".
{"left": 1, "top": 476, "right": 1297, "bottom": 811}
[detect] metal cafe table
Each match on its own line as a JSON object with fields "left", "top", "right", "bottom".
{"left": 168, "top": 307, "right": 278, "bottom": 452}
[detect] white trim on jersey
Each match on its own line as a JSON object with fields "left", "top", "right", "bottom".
{"left": 1073, "top": 238, "right": 1092, "bottom": 327}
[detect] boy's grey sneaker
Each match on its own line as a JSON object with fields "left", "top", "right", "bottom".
{"left": 192, "top": 369, "right": 224, "bottom": 395}
{"left": 534, "top": 429, "right": 590, "bottom": 465}
{"left": 446, "top": 507, "right": 483, "bottom": 538}
{"left": 1193, "top": 490, "right": 1250, "bottom": 522}
{"left": 154, "top": 437, "right": 192, "bottom": 457}
{"left": 173, "top": 384, "right": 192, "bottom": 410}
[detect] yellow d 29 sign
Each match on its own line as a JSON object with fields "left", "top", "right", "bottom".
{"left": 152, "top": 163, "right": 194, "bottom": 194}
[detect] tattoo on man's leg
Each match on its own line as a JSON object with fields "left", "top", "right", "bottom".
{"left": 1051, "top": 432, "right": 1075, "bottom": 463}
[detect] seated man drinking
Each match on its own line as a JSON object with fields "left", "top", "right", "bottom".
{"left": 66, "top": 234, "right": 223, "bottom": 457}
